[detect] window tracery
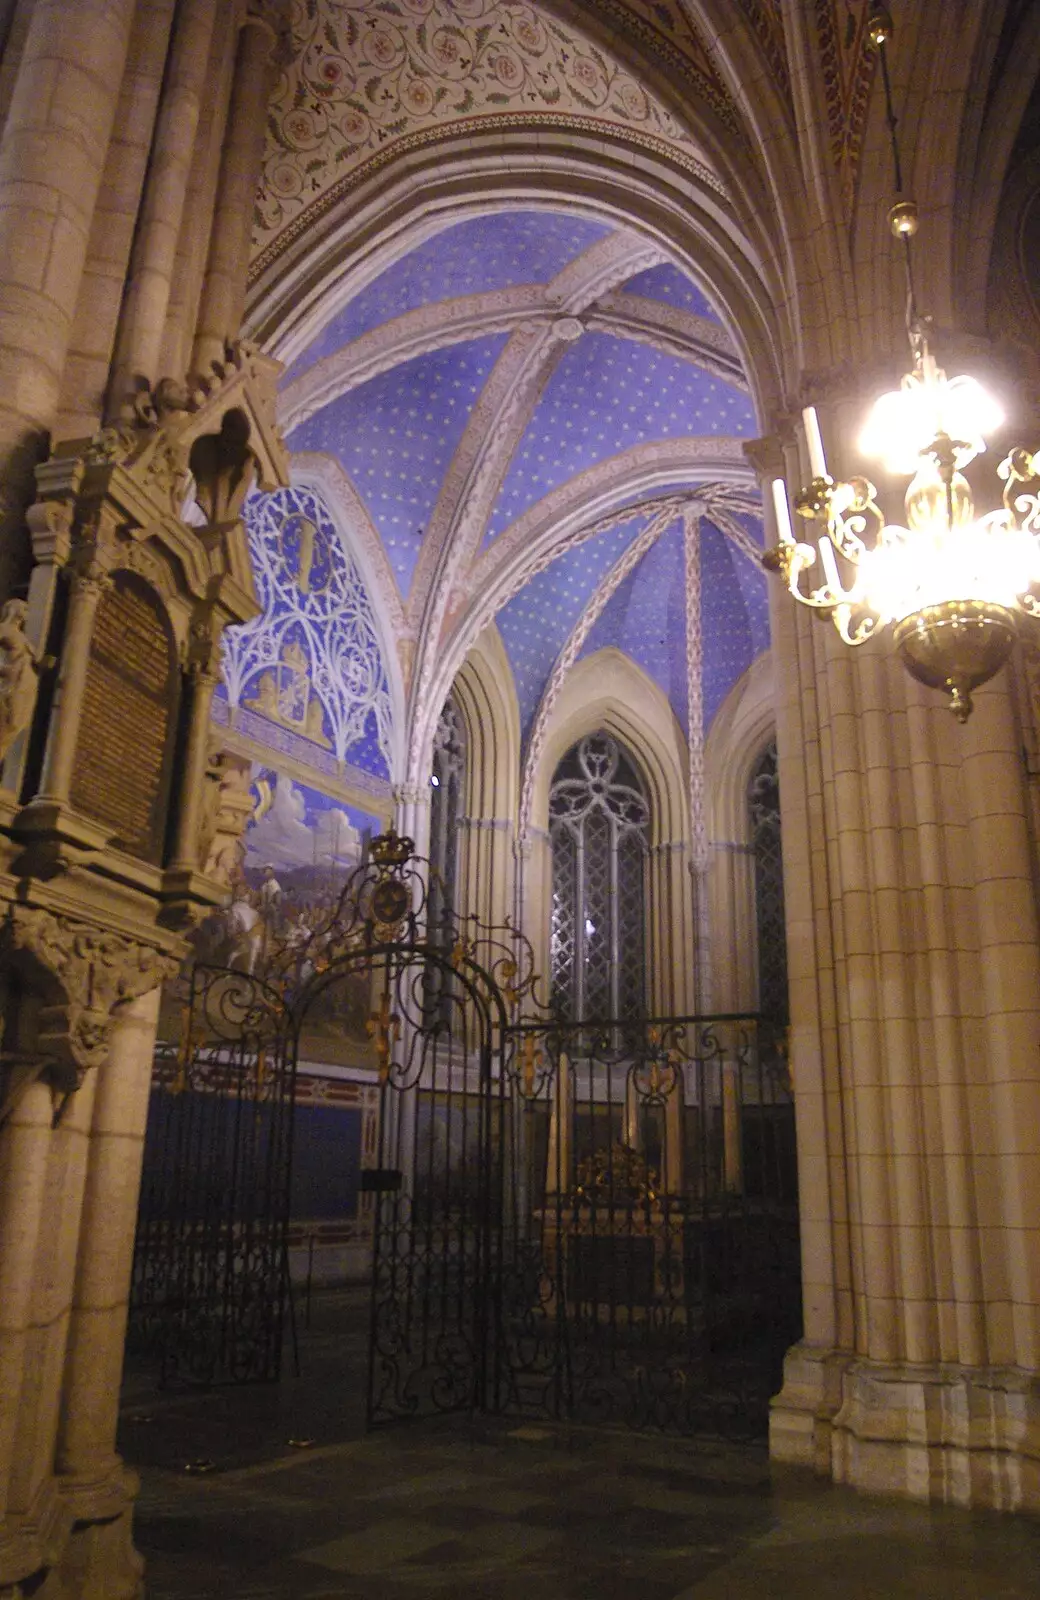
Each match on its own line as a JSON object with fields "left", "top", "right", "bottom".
{"left": 223, "top": 486, "right": 393, "bottom": 774}
{"left": 550, "top": 732, "right": 649, "bottom": 1020}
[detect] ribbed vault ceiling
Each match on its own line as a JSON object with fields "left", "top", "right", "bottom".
{"left": 278, "top": 203, "right": 768, "bottom": 761}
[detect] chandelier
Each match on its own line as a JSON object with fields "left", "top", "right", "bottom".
{"left": 766, "top": 5, "right": 1040, "bottom": 722}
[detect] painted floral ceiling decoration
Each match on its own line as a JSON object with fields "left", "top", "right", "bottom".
{"left": 253, "top": 0, "right": 716, "bottom": 267}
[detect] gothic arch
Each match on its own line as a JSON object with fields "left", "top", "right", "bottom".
{"left": 450, "top": 623, "right": 522, "bottom": 933}
{"left": 703, "top": 650, "right": 778, "bottom": 1014}
{"left": 524, "top": 647, "right": 695, "bottom": 1016}
{"left": 246, "top": 130, "right": 789, "bottom": 413}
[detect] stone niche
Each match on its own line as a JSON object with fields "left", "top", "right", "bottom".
{"left": 0, "top": 346, "right": 289, "bottom": 1117}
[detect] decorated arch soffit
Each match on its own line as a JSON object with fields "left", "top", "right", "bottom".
{"left": 814, "top": 0, "right": 880, "bottom": 218}
{"left": 251, "top": 0, "right": 747, "bottom": 284}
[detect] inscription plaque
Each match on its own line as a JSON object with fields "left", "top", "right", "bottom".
{"left": 70, "top": 575, "right": 178, "bottom": 863}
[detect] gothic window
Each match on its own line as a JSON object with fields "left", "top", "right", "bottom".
{"left": 550, "top": 732, "right": 649, "bottom": 1021}
{"left": 748, "top": 740, "right": 788, "bottom": 1023}
{"left": 428, "top": 697, "right": 466, "bottom": 943}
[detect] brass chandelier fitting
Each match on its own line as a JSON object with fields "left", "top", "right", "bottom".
{"left": 766, "top": 2, "right": 1040, "bottom": 722}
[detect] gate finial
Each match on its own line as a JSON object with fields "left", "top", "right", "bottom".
{"left": 371, "top": 831, "right": 413, "bottom": 868}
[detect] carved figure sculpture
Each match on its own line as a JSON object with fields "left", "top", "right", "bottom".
{"left": 198, "top": 752, "right": 254, "bottom": 887}
{"left": 0, "top": 599, "right": 38, "bottom": 767}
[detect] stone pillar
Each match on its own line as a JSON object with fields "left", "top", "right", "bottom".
{"left": 457, "top": 817, "right": 514, "bottom": 942}
{"left": 109, "top": 0, "right": 218, "bottom": 408}
{"left": 55, "top": 990, "right": 161, "bottom": 1520}
{"left": 392, "top": 783, "right": 430, "bottom": 862}
{"left": 35, "top": 560, "right": 110, "bottom": 806}
{"left": 766, "top": 402, "right": 1040, "bottom": 1509}
{"left": 169, "top": 665, "right": 220, "bottom": 871}
{"left": 0, "top": 1082, "right": 52, "bottom": 1532}
{"left": 157, "top": 2, "right": 236, "bottom": 382}
{"left": 647, "top": 839, "right": 695, "bottom": 1016}
{"left": 191, "top": 10, "right": 277, "bottom": 373}
{"left": 6, "top": 1070, "right": 99, "bottom": 1529}
{"left": 0, "top": 0, "right": 136, "bottom": 598}
{"left": 56, "top": 0, "right": 176, "bottom": 439}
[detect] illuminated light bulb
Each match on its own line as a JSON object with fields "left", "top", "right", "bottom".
{"left": 860, "top": 366, "right": 1003, "bottom": 475}
{"left": 859, "top": 382, "right": 936, "bottom": 474}
{"left": 938, "top": 375, "right": 1003, "bottom": 452}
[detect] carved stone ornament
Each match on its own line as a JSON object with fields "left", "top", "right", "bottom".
{"left": 197, "top": 749, "right": 254, "bottom": 887}
{"left": 0, "top": 599, "right": 40, "bottom": 765}
{"left": 4, "top": 905, "right": 180, "bottom": 1091}
{"left": 82, "top": 338, "right": 288, "bottom": 525}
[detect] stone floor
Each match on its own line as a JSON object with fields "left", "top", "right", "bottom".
{"left": 122, "top": 1290, "right": 1040, "bottom": 1600}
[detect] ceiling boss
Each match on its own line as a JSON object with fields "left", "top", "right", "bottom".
{"left": 766, "top": 2, "right": 1040, "bottom": 722}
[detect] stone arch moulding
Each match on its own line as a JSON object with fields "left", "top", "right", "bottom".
{"left": 245, "top": 130, "right": 789, "bottom": 418}
{"left": 702, "top": 650, "right": 777, "bottom": 1016}
{"left": 287, "top": 453, "right": 409, "bottom": 784}
{"left": 407, "top": 455, "right": 758, "bottom": 799}
{"left": 449, "top": 622, "right": 523, "bottom": 935}
{"left": 452, "top": 622, "right": 522, "bottom": 836}
{"left": 704, "top": 649, "right": 777, "bottom": 852}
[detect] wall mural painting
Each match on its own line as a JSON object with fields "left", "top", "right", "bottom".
{"left": 224, "top": 484, "right": 394, "bottom": 781}
{"left": 186, "top": 773, "right": 384, "bottom": 1069}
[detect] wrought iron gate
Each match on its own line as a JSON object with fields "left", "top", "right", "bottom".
{"left": 129, "top": 835, "right": 800, "bottom": 1439}
{"left": 129, "top": 964, "right": 294, "bottom": 1385}
{"left": 496, "top": 1016, "right": 800, "bottom": 1438}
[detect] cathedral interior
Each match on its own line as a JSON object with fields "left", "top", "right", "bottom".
{"left": 0, "top": 1, "right": 1039, "bottom": 1596}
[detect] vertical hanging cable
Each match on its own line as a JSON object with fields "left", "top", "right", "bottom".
{"left": 868, "top": 2, "right": 921, "bottom": 351}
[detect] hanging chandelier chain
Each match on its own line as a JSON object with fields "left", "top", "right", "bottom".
{"left": 868, "top": 4, "right": 921, "bottom": 350}
{"left": 761, "top": 0, "right": 1040, "bottom": 724}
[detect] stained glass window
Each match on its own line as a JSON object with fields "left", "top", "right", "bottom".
{"left": 550, "top": 732, "right": 649, "bottom": 1020}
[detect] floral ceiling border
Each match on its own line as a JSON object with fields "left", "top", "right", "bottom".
{"left": 255, "top": 1, "right": 711, "bottom": 253}
{"left": 816, "top": 0, "right": 878, "bottom": 217}
{"left": 250, "top": 108, "right": 722, "bottom": 283}
{"left": 587, "top": 0, "right": 743, "bottom": 134}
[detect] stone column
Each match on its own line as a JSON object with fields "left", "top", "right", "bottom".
{"left": 0, "top": 1082, "right": 52, "bottom": 1531}
{"left": 392, "top": 783, "right": 430, "bottom": 862}
{"left": 109, "top": 0, "right": 218, "bottom": 407}
{"left": 457, "top": 817, "right": 514, "bottom": 941}
{"left": 34, "top": 561, "right": 109, "bottom": 806}
{"left": 55, "top": 989, "right": 162, "bottom": 1520}
{"left": 6, "top": 1069, "right": 99, "bottom": 1528}
{"left": 56, "top": 0, "right": 176, "bottom": 439}
{"left": 169, "top": 665, "right": 220, "bottom": 871}
{"left": 157, "top": 2, "right": 236, "bottom": 382}
{"left": 765, "top": 400, "right": 1040, "bottom": 1508}
{"left": 191, "top": 10, "right": 277, "bottom": 373}
{"left": 0, "top": 0, "right": 137, "bottom": 598}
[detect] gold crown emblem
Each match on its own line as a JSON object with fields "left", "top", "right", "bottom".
{"left": 371, "top": 831, "right": 413, "bottom": 868}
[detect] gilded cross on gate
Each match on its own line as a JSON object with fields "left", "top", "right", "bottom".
{"left": 520, "top": 1033, "right": 542, "bottom": 1096}
{"left": 366, "top": 991, "right": 400, "bottom": 1083}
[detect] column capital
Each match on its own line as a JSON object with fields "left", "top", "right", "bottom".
{"left": 2, "top": 906, "right": 179, "bottom": 1108}
{"left": 742, "top": 433, "right": 789, "bottom": 484}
